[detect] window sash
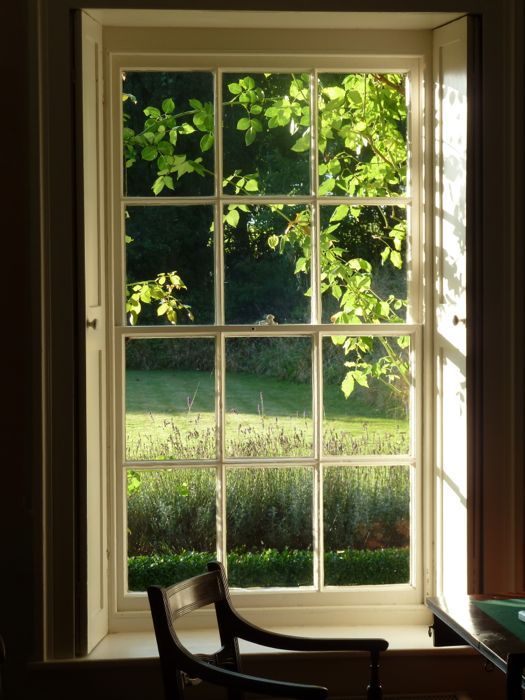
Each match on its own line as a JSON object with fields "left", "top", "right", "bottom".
{"left": 109, "top": 50, "right": 425, "bottom": 614}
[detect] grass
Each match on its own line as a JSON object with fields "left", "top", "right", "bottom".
{"left": 126, "top": 369, "right": 409, "bottom": 460}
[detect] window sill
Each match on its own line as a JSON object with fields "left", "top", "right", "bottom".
{"left": 81, "top": 624, "right": 470, "bottom": 662}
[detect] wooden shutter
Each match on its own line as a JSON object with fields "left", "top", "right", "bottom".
{"left": 432, "top": 17, "right": 469, "bottom": 597}
{"left": 82, "top": 11, "right": 108, "bottom": 651}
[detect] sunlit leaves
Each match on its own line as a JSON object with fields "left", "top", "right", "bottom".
{"left": 123, "top": 71, "right": 409, "bottom": 399}
{"left": 126, "top": 270, "right": 194, "bottom": 326}
{"left": 318, "top": 73, "right": 407, "bottom": 197}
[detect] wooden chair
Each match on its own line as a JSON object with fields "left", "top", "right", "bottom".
{"left": 147, "top": 560, "right": 388, "bottom": 700}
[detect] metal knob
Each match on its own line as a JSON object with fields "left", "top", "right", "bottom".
{"left": 86, "top": 318, "right": 98, "bottom": 329}
{"left": 452, "top": 315, "right": 466, "bottom": 326}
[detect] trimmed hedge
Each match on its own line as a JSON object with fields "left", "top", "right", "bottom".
{"left": 128, "top": 547, "right": 409, "bottom": 591}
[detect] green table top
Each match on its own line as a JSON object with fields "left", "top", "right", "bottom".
{"left": 473, "top": 598, "right": 525, "bottom": 642}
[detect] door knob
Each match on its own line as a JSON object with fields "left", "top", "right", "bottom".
{"left": 452, "top": 315, "right": 466, "bottom": 326}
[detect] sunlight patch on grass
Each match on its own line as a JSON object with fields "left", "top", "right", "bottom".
{"left": 125, "top": 369, "right": 409, "bottom": 460}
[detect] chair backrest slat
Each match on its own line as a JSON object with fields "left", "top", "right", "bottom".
{"left": 165, "top": 570, "right": 224, "bottom": 621}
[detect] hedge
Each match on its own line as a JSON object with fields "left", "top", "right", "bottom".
{"left": 128, "top": 547, "right": 409, "bottom": 591}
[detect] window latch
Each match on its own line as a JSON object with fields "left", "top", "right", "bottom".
{"left": 86, "top": 318, "right": 98, "bottom": 329}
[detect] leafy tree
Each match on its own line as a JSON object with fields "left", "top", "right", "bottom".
{"left": 122, "top": 70, "right": 409, "bottom": 404}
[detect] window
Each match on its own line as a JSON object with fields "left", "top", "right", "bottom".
{"left": 37, "top": 2, "right": 525, "bottom": 664}
{"left": 104, "top": 38, "right": 428, "bottom": 620}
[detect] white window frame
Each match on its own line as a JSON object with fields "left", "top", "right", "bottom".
{"left": 102, "top": 27, "right": 434, "bottom": 631}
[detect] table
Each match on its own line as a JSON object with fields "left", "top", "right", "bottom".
{"left": 427, "top": 594, "right": 525, "bottom": 699}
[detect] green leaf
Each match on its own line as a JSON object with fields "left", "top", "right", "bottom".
{"left": 143, "top": 106, "right": 161, "bottom": 118}
{"left": 200, "top": 133, "right": 214, "bottom": 152}
{"left": 225, "top": 209, "right": 240, "bottom": 227}
{"left": 318, "top": 178, "right": 335, "bottom": 195}
{"left": 163, "top": 175, "right": 175, "bottom": 191}
{"left": 245, "top": 127, "right": 256, "bottom": 145}
{"left": 244, "top": 178, "right": 259, "bottom": 192}
{"left": 341, "top": 373, "right": 355, "bottom": 398}
{"left": 157, "top": 303, "right": 169, "bottom": 316}
{"left": 156, "top": 154, "right": 170, "bottom": 172}
{"left": 157, "top": 141, "right": 173, "bottom": 155}
{"left": 267, "top": 234, "right": 279, "bottom": 250}
{"left": 152, "top": 176, "right": 165, "bottom": 195}
{"left": 379, "top": 301, "right": 390, "bottom": 317}
{"left": 390, "top": 250, "right": 403, "bottom": 268}
{"left": 330, "top": 204, "right": 349, "bottom": 222}
{"left": 228, "top": 82, "right": 242, "bottom": 95}
{"left": 353, "top": 370, "right": 369, "bottom": 388}
{"left": 141, "top": 145, "right": 158, "bottom": 161}
{"left": 294, "top": 257, "right": 307, "bottom": 273}
{"left": 189, "top": 99, "right": 203, "bottom": 110}
{"left": 169, "top": 129, "right": 178, "bottom": 145}
{"left": 162, "top": 98, "right": 175, "bottom": 114}
{"left": 322, "top": 86, "right": 345, "bottom": 101}
{"left": 237, "top": 117, "right": 251, "bottom": 131}
{"left": 240, "top": 76, "right": 255, "bottom": 90}
{"left": 290, "top": 135, "right": 310, "bottom": 153}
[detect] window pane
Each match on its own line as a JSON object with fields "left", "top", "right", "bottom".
{"left": 127, "top": 468, "right": 216, "bottom": 590}
{"left": 123, "top": 71, "right": 215, "bottom": 197}
{"left": 222, "top": 73, "right": 311, "bottom": 196}
{"left": 125, "top": 206, "right": 214, "bottom": 326}
{"left": 323, "top": 465, "right": 410, "bottom": 585}
{"left": 322, "top": 335, "right": 410, "bottom": 456}
{"left": 320, "top": 205, "right": 407, "bottom": 324}
{"left": 224, "top": 205, "right": 311, "bottom": 324}
{"left": 126, "top": 338, "right": 216, "bottom": 461}
{"left": 318, "top": 73, "right": 407, "bottom": 197}
{"left": 227, "top": 466, "right": 313, "bottom": 587}
{"left": 225, "top": 337, "right": 312, "bottom": 458}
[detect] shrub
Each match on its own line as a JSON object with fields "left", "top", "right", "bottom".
{"left": 127, "top": 465, "right": 410, "bottom": 556}
{"left": 127, "top": 547, "right": 409, "bottom": 591}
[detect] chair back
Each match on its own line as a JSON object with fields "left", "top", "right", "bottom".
{"left": 148, "top": 567, "right": 241, "bottom": 700}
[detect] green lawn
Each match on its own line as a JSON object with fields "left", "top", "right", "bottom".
{"left": 126, "top": 369, "right": 409, "bottom": 460}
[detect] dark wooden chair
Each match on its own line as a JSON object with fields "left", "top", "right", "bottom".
{"left": 147, "top": 561, "right": 388, "bottom": 700}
